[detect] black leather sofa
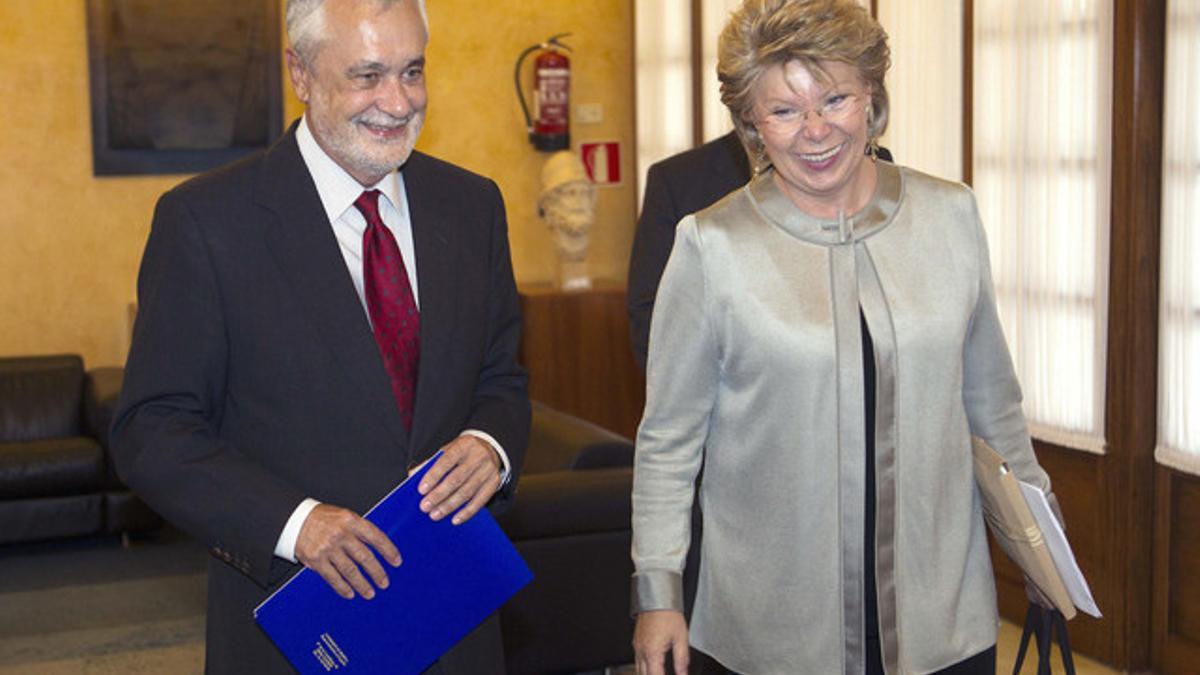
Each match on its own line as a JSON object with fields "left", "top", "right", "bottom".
{"left": 497, "top": 402, "right": 636, "bottom": 674}
{"left": 0, "top": 354, "right": 161, "bottom": 545}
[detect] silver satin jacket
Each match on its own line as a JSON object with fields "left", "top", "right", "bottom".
{"left": 631, "top": 161, "right": 1053, "bottom": 674}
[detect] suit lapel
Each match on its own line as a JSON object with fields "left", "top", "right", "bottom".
{"left": 402, "top": 153, "right": 455, "bottom": 458}
{"left": 254, "top": 129, "right": 411, "bottom": 455}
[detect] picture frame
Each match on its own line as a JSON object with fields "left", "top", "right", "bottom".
{"left": 85, "top": 0, "right": 282, "bottom": 176}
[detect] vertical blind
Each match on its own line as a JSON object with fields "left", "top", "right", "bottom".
{"left": 972, "top": 0, "right": 1112, "bottom": 453}
{"left": 634, "top": 0, "right": 693, "bottom": 207}
{"left": 699, "top": 0, "right": 742, "bottom": 143}
{"left": 1156, "top": 0, "right": 1200, "bottom": 475}
{"left": 875, "top": 0, "right": 963, "bottom": 181}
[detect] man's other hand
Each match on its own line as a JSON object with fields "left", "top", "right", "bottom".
{"left": 294, "top": 504, "right": 402, "bottom": 600}
{"left": 417, "top": 435, "right": 503, "bottom": 525}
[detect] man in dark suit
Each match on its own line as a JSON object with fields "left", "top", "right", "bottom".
{"left": 627, "top": 131, "right": 892, "bottom": 369}
{"left": 626, "top": 131, "right": 751, "bottom": 371}
{"left": 110, "top": 1, "right": 528, "bottom": 673}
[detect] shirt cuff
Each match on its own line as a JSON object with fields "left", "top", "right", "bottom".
{"left": 274, "top": 497, "right": 321, "bottom": 563}
{"left": 632, "top": 570, "right": 685, "bottom": 615}
{"left": 460, "top": 429, "right": 511, "bottom": 486}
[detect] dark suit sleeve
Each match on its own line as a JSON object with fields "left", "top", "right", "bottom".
{"left": 465, "top": 181, "right": 531, "bottom": 508}
{"left": 111, "top": 191, "right": 306, "bottom": 587}
{"left": 627, "top": 162, "right": 681, "bottom": 372}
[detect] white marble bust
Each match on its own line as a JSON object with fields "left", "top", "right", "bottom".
{"left": 538, "top": 151, "right": 596, "bottom": 289}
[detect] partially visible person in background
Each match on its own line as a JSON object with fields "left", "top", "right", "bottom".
{"left": 627, "top": 131, "right": 750, "bottom": 370}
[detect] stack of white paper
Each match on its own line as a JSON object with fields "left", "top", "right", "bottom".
{"left": 1017, "top": 481, "right": 1103, "bottom": 618}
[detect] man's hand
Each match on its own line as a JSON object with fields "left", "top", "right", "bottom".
{"left": 294, "top": 504, "right": 401, "bottom": 600}
{"left": 634, "top": 609, "right": 689, "bottom": 675}
{"left": 417, "top": 435, "right": 503, "bottom": 525}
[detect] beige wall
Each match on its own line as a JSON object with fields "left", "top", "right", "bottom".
{"left": 0, "top": 0, "right": 635, "bottom": 368}
{"left": 0, "top": 2, "right": 183, "bottom": 367}
{"left": 419, "top": 1, "right": 636, "bottom": 290}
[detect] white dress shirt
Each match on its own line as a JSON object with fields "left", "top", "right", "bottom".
{"left": 274, "top": 117, "right": 511, "bottom": 562}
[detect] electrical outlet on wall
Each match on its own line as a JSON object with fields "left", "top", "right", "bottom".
{"left": 576, "top": 103, "right": 603, "bottom": 124}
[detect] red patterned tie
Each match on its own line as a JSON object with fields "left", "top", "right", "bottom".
{"left": 354, "top": 190, "right": 420, "bottom": 431}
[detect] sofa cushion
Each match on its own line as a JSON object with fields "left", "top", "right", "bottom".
{"left": 0, "top": 355, "right": 84, "bottom": 442}
{"left": 0, "top": 494, "right": 104, "bottom": 544}
{"left": 0, "top": 437, "right": 106, "bottom": 499}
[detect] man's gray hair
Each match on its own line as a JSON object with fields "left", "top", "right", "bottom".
{"left": 286, "top": 0, "right": 428, "bottom": 66}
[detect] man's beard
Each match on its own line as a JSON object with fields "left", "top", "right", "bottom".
{"left": 316, "top": 107, "right": 424, "bottom": 181}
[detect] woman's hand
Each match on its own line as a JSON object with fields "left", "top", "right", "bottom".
{"left": 634, "top": 609, "right": 689, "bottom": 675}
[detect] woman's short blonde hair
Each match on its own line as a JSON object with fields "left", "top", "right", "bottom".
{"left": 718, "top": 0, "right": 890, "bottom": 153}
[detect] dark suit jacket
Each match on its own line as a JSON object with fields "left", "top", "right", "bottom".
{"left": 627, "top": 132, "right": 751, "bottom": 370}
{"left": 626, "top": 132, "right": 894, "bottom": 369}
{"left": 111, "top": 126, "right": 530, "bottom": 674}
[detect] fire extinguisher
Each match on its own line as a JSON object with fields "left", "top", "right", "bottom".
{"left": 514, "top": 33, "right": 572, "bottom": 152}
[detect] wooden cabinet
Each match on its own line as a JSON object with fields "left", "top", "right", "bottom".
{"left": 518, "top": 281, "right": 645, "bottom": 440}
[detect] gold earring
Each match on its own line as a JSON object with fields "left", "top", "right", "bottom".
{"left": 753, "top": 143, "right": 770, "bottom": 174}
{"left": 865, "top": 137, "right": 880, "bottom": 161}
{"left": 864, "top": 104, "right": 879, "bottom": 161}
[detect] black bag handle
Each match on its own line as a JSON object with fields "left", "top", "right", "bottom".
{"left": 1012, "top": 604, "right": 1076, "bottom": 675}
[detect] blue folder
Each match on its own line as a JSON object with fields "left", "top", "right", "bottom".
{"left": 254, "top": 452, "right": 533, "bottom": 674}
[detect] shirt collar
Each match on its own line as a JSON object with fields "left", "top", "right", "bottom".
{"left": 295, "top": 115, "right": 403, "bottom": 222}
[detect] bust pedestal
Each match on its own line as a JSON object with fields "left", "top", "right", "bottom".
{"left": 518, "top": 280, "right": 645, "bottom": 439}
{"left": 557, "top": 259, "right": 592, "bottom": 291}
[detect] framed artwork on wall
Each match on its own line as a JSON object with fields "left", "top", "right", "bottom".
{"left": 85, "top": 0, "right": 282, "bottom": 176}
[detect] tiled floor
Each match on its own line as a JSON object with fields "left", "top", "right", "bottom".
{"left": 0, "top": 531, "right": 1123, "bottom": 674}
{"left": 0, "top": 620, "right": 1119, "bottom": 675}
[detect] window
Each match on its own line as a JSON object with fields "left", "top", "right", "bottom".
{"left": 972, "top": 0, "right": 1113, "bottom": 452}
{"left": 635, "top": 0, "right": 693, "bottom": 206}
{"left": 876, "top": 0, "right": 963, "bottom": 180}
{"left": 1156, "top": 0, "right": 1200, "bottom": 474}
{"left": 698, "top": 0, "right": 744, "bottom": 143}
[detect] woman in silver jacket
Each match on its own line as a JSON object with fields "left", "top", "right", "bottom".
{"left": 631, "top": 1, "right": 1058, "bottom": 673}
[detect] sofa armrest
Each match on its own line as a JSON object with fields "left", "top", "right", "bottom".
{"left": 83, "top": 367, "right": 124, "bottom": 450}
{"left": 525, "top": 401, "right": 634, "bottom": 474}
{"left": 497, "top": 467, "right": 631, "bottom": 541}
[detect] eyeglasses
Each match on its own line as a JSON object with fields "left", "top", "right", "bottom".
{"left": 756, "top": 92, "right": 867, "bottom": 134}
